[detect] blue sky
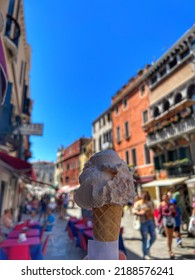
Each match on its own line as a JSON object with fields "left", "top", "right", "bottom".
{"left": 24, "top": 0, "right": 195, "bottom": 162}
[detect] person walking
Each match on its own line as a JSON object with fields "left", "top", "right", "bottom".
{"left": 158, "top": 194, "right": 177, "bottom": 259}
{"left": 170, "top": 198, "right": 182, "bottom": 247}
{"left": 133, "top": 191, "right": 156, "bottom": 259}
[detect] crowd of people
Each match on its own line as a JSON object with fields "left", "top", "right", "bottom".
{"left": 0, "top": 191, "right": 74, "bottom": 242}
{"left": 132, "top": 186, "right": 195, "bottom": 259}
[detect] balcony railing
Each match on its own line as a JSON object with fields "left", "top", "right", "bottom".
{"left": 4, "top": 14, "right": 20, "bottom": 57}
{"left": 147, "top": 114, "right": 195, "bottom": 147}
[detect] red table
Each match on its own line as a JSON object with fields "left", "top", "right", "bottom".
{"left": 83, "top": 229, "right": 93, "bottom": 239}
{"left": 7, "top": 229, "right": 40, "bottom": 239}
{"left": 0, "top": 237, "right": 41, "bottom": 248}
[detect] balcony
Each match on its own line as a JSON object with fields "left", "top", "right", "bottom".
{"left": 163, "top": 160, "right": 194, "bottom": 177}
{"left": 147, "top": 114, "right": 195, "bottom": 147}
{"left": 102, "top": 142, "right": 113, "bottom": 150}
{"left": 143, "top": 99, "right": 195, "bottom": 129}
{"left": 4, "top": 14, "right": 20, "bottom": 58}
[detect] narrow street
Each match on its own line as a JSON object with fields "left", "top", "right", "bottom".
{"left": 43, "top": 205, "right": 195, "bottom": 260}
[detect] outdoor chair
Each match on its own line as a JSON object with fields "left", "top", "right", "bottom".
{"left": 78, "top": 232, "right": 87, "bottom": 251}
{"left": 8, "top": 245, "right": 31, "bottom": 260}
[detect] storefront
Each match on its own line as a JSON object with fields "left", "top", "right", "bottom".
{"left": 0, "top": 151, "right": 33, "bottom": 218}
{"left": 142, "top": 177, "right": 188, "bottom": 206}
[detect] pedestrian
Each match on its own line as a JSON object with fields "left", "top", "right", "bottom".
{"left": 167, "top": 187, "right": 174, "bottom": 199}
{"left": 132, "top": 191, "right": 156, "bottom": 259}
{"left": 63, "top": 193, "right": 69, "bottom": 218}
{"left": 48, "top": 197, "right": 57, "bottom": 211}
{"left": 1, "top": 209, "right": 14, "bottom": 237}
{"left": 158, "top": 194, "right": 177, "bottom": 259}
{"left": 57, "top": 194, "right": 64, "bottom": 219}
{"left": 173, "top": 185, "right": 187, "bottom": 220}
{"left": 188, "top": 198, "right": 195, "bottom": 237}
{"left": 44, "top": 208, "right": 55, "bottom": 232}
{"left": 39, "top": 195, "right": 48, "bottom": 222}
{"left": 170, "top": 198, "right": 182, "bottom": 247}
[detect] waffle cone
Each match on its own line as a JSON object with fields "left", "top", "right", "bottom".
{"left": 93, "top": 204, "right": 123, "bottom": 242}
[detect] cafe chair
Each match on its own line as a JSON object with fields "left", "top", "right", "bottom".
{"left": 8, "top": 245, "right": 31, "bottom": 260}
{"left": 42, "top": 234, "right": 50, "bottom": 256}
{"left": 78, "top": 232, "right": 87, "bottom": 251}
{"left": 67, "top": 225, "right": 75, "bottom": 241}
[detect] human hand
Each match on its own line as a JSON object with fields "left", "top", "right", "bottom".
{"left": 83, "top": 251, "right": 127, "bottom": 260}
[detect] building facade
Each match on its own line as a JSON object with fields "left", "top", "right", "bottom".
{"left": 79, "top": 138, "right": 93, "bottom": 174}
{"left": 92, "top": 108, "right": 113, "bottom": 153}
{"left": 0, "top": 0, "right": 34, "bottom": 218}
{"left": 54, "top": 146, "right": 64, "bottom": 189}
{"left": 62, "top": 138, "right": 90, "bottom": 188}
{"left": 31, "top": 161, "right": 55, "bottom": 194}
{"left": 111, "top": 66, "right": 155, "bottom": 188}
{"left": 142, "top": 24, "right": 195, "bottom": 208}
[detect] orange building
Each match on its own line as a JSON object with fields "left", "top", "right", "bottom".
{"left": 62, "top": 138, "right": 90, "bottom": 187}
{"left": 111, "top": 66, "right": 155, "bottom": 186}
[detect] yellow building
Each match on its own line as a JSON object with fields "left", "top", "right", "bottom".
{"left": 79, "top": 138, "right": 93, "bottom": 174}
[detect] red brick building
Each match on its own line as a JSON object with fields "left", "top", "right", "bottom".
{"left": 111, "top": 67, "right": 155, "bottom": 185}
{"left": 62, "top": 138, "right": 90, "bottom": 187}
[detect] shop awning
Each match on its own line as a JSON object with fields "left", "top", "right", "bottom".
{"left": 0, "top": 151, "right": 34, "bottom": 179}
{"left": 142, "top": 177, "right": 188, "bottom": 188}
{"left": 58, "top": 185, "right": 80, "bottom": 194}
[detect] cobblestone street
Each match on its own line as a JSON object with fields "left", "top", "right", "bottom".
{"left": 44, "top": 205, "right": 195, "bottom": 260}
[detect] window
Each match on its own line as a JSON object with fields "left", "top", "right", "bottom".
{"left": 93, "top": 124, "right": 96, "bottom": 133}
{"left": 125, "top": 150, "right": 129, "bottom": 165}
{"left": 159, "top": 67, "right": 166, "bottom": 77}
{"left": 115, "top": 105, "right": 119, "bottom": 114}
{"left": 144, "top": 144, "right": 151, "bottom": 164}
{"left": 140, "top": 84, "right": 145, "bottom": 97}
{"left": 93, "top": 139, "right": 96, "bottom": 153}
{"left": 169, "top": 57, "right": 177, "bottom": 69}
{"left": 174, "top": 93, "right": 182, "bottom": 104}
{"left": 123, "top": 98, "right": 128, "bottom": 109}
{"left": 99, "top": 135, "right": 102, "bottom": 150}
{"left": 153, "top": 106, "right": 160, "bottom": 117}
{"left": 154, "top": 154, "right": 165, "bottom": 170}
{"left": 150, "top": 75, "right": 157, "bottom": 85}
{"left": 65, "top": 176, "right": 69, "bottom": 183}
{"left": 142, "top": 110, "right": 148, "bottom": 124}
{"left": 107, "top": 112, "right": 111, "bottom": 122}
{"left": 66, "top": 164, "right": 70, "bottom": 171}
{"left": 116, "top": 126, "right": 121, "bottom": 143}
{"left": 180, "top": 48, "right": 190, "bottom": 59}
{"left": 131, "top": 148, "right": 137, "bottom": 166}
{"left": 163, "top": 99, "right": 170, "bottom": 112}
{"left": 124, "top": 121, "right": 130, "bottom": 139}
{"left": 102, "top": 116, "right": 106, "bottom": 126}
{"left": 168, "top": 149, "right": 177, "bottom": 162}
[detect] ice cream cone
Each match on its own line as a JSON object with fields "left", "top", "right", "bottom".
{"left": 93, "top": 204, "right": 123, "bottom": 242}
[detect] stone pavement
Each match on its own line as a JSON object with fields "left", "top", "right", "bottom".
{"left": 44, "top": 205, "right": 195, "bottom": 260}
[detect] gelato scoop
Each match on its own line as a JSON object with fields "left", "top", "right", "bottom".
{"left": 74, "top": 149, "right": 135, "bottom": 210}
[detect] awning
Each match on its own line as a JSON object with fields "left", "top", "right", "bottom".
{"left": 58, "top": 185, "right": 80, "bottom": 194}
{"left": 142, "top": 177, "right": 188, "bottom": 188}
{"left": 0, "top": 151, "right": 34, "bottom": 179}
